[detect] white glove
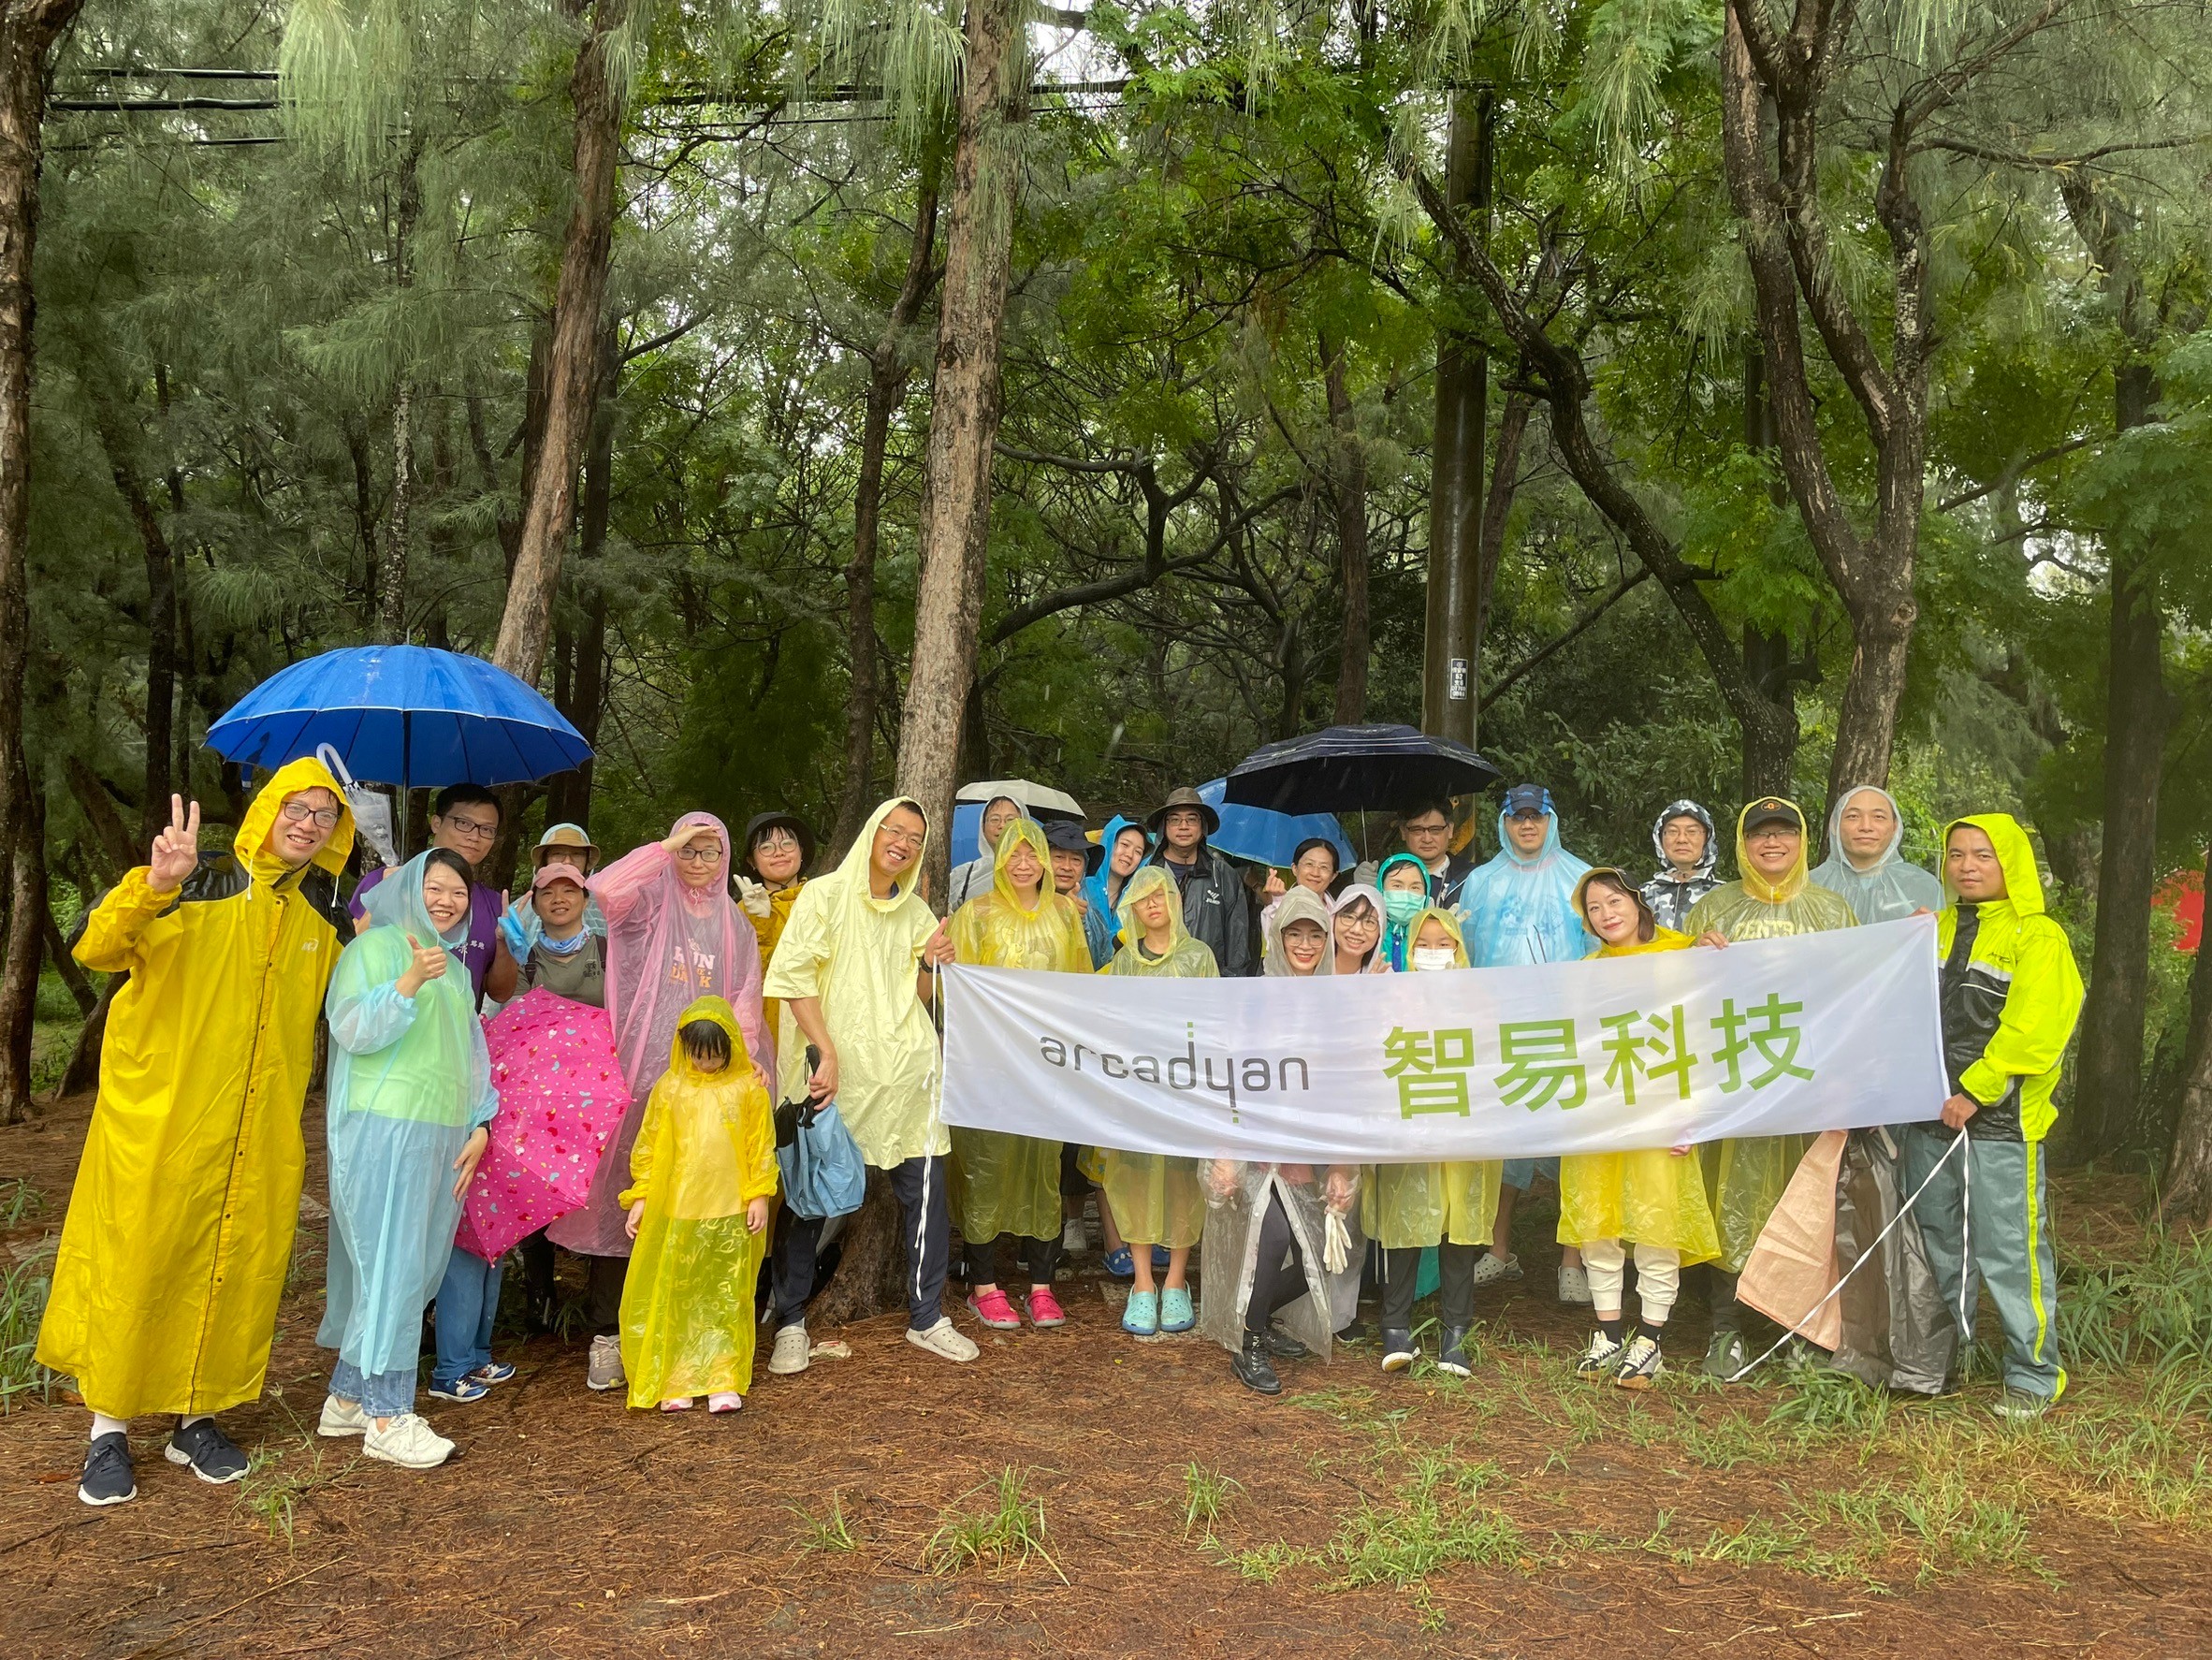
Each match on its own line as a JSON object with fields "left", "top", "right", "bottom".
{"left": 735, "top": 873, "right": 772, "bottom": 919}
{"left": 1323, "top": 1211, "right": 1352, "bottom": 1275}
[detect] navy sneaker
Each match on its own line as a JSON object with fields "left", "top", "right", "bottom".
{"left": 80, "top": 1432, "right": 137, "bottom": 1507}
{"left": 466, "top": 1361, "right": 517, "bottom": 1387}
{"left": 166, "top": 1419, "right": 250, "bottom": 1485}
{"left": 427, "top": 1375, "right": 490, "bottom": 1404}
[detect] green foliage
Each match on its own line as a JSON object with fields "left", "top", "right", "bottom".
{"left": 924, "top": 1466, "right": 1068, "bottom": 1581}
{"left": 0, "top": 1244, "right": 56, "bottom": 1412}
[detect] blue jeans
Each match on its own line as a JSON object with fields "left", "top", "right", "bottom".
{"left": 330, "top": 1358, "right": 416, "bottom": 1418}
{"left": 431, "top": 1247, "right": 504, "bottom": 1389}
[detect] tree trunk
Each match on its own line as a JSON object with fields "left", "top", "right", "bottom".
{"left": 835, "top": 172, "right": 940, "bottom": 859}
{"left": 489, "top": 0, "right": 629, "bottom": 687}
{"left": 379, "top": 384, "right": 414, "bottom": 641}
{"left": 40, "top": 904, "right": 89, "bottom": 1012}
{"left": 0, "top": 786, "right": 44, "bottom": 1121}
{"left": 806, "top": 1168, "right": 913, "bottom": 1329}
{"left": 1324, "top": 336, "right": 1370, "bottom": 725}
{"left": 56, "top": 969, "right": 117, "bottom": 1100}
{"left": 1468, "top": 388, "right": 1530, "bottom": 745}
{"left": 87, "top": 393, "right": 180, "bottom": 840}
{"left": 895, "top": 0, "right": 1025, "bottom": 904}
{"left": 547, "top": 324, "right": 619, "bottom": 830}
{"left": 2160, "top": 841, "right": 2212, "bottom": 1227}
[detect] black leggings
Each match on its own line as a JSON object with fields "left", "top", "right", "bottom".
{"left": 1378, "top": 1242, "right": 1477, "bottom": 1331}
{"left": 1245, "top": 1194, "right": 1309, "bottom": 1337}
{"left": 970, "top": 1232, "right": 1061, "bottom": 1287}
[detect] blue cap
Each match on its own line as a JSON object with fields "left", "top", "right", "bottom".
{"left": 1503, "top": 784, "right": 1553, "bottom": 817}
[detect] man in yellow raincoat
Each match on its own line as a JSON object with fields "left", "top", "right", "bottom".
{"left": 40, "top": 761, "right": 355, "bottom": 1507}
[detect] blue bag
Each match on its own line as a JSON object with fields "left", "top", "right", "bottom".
{"left": 777, "top": 1099, "right": 868, "bottom": 1220}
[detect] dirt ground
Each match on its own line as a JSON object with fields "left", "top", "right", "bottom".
{"left": 3, "top": 1093, "right": 2207, "bottom": 1659}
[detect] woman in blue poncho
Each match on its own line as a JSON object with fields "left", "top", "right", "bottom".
{"left": 317, "top": 849, "right": 497, "bottom": 1473}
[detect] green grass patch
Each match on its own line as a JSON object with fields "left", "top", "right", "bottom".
{"left": 924, "top": 1466, "right": 1067, "bottom": 1582}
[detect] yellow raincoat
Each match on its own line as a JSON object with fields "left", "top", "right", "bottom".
{"left": 760, "top": 799, "right": 944, "bottom": 1167}
{"left": 947, "top": 820, "right": 1091, "bottom": 1252}
{"left": 1363, "top": 908, "right": 1502, "bottom": 1250}
{"left": 617, "top": 997, "right": 778, "bottom": 1406}
{"left": 1682, "top": 801, "right": 1856, "bottom": 1272}
{"left": 747, "top": 879, "right": 812, "bottom": 1105}
{"left": 1098, "top": 866, "right": 1215, "bottom": 1249}
{"left": 38, "top": 758, "right": 356, "bottom": 1418}
{"left": 1556, "top": 882, "right": 1721, "bottom": 1261}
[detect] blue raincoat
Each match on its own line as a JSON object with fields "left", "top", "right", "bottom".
{"left": 320, "top": 852, "right": 499, "bottom": 1381}
{"left": 1456, "top": 807, "right": 1593, "bottom": 967}
{"left": 1082, "top": 816, "right": 1152, "bottom": 954}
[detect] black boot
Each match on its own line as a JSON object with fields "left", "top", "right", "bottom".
{"left": 1231, "top": 1328, "right": 1282, "bottom": 1395}
{"left": 1263, "top": 1322, "right": 1311, "bottom": 1361}
{"left": 1437, "top": 1324, "right": 1473, "bottom": 1377}
{"left": 1380, "top": 1328, "right": 1417, "bottom": 1373}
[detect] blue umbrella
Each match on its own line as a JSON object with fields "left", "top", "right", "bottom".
{"left": 1197, "top": 779, "right": 1354, "bottom": 869}
{"left": 206, "top": 644, "right": 591, "bottom": 787}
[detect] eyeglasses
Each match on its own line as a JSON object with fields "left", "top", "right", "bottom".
{"left": 1403, "top": 821, "right": 1450, "bottom": 837}
{"left": 440, "top": 815, "right": 500, "bottom": 842}
{"left": 279, "top": 800, "right": 342, "bottom": 829}
{"left": 755, "top": 830, "right": 801, "bottom": 852}
{"left": 676, "top": 845, "right": 723, "bottom": 865}
{"left": 877, "top": 829, "right": 924, "bottom": 852}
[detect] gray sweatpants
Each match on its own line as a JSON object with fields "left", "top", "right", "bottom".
{"left": 1898, "top": 1125, "right": 2064, "bottom": 1399}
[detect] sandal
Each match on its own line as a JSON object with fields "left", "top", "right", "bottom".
{"left": 1102, "top": 1245, "right": 1136, "bottom": 1278}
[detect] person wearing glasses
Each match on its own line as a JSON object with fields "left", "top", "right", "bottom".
{"left": 42, "top": 764, "right": 355, "bottom": 1507}
{"left": 348, "top": 783, "right": 517, "bottom": 1006}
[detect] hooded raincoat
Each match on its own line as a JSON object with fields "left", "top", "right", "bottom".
{"left": 319, "top": 852, "right": 499, "bottom": 1386}
{"left": 1641, "top": 800, "right": 1722, "bottom": 934}
{"left": 1097, "top": 866, "right": 1216, "bottom": 1248}
{"left": 948, "top": 820, "right": 1093, "bottom": 1252}
{"left": 1362, "top": 909, "right": 1501, "bottom": 1251}
{"left": 1557, "top": 895, "right": 1720, "bottom": 1260}
{"left": 549, "top": 816, "right": 768, "bottom": 1257}
{"left": 1683, "top": 801, "right": 1856, "bottom": 1271}
{"left": 1084, "top": 816, "right": 1152, "bottom": 946}
{"left": 39, "top": 758, "right": 357, "bottom": 1419}
{"left": 1811, "top": 786, "right": 1944, "bottom": 924}
{"left": 1374, "top": 853, "right": 1431, "bottom": 972}
{"left": 617, "top": 997, "right": 779, "bottom": 1406}
{"left": 1457, "top": 807, "right": 1593, "bottom": 967}
{"left": 759, "top": 798, "right": 946, "bottom": 1168}
{"left": 1330, "top": 883, "right": 1391, "bottom": 975}
{"left": 948, "top": 794, "right": 1025, "bottom": 910}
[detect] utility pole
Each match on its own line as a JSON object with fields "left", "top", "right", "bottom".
{"left": 1422, "top": 85, "right": 1492, "bottom": 746}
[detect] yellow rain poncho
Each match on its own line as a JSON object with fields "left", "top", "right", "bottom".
{"left": 1683, "top": 801, "right": 1856, "bottom": 1271}
{"left": 760, "top": 799, "right": 945, "bottom": 1167}
{"left": 618, "top": 997, "right": 779, "bottom": 1407}
{"left": 1556, "top": 875, "right": 1720, "bottom": 1261}
{"left": 38, "top": 757, "right": 356, "bottom": 1418}
{"left": 1099, "top": 866, "right": 1215, "bottom": 1249}
{"left": 1362, "top": 908, "right": 1502, "bottom": 1250}
{"left": 746, "top": 879, "right": 813, "bottom": 1105}
{"left": 947, "top": 820, "right": 1092, "bottom": 1251}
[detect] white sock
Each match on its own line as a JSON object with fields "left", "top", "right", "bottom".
{"left": 91, "top": 1413, "right": 129, "bottom": 1442}
{"left": 179, "top": 1413, "right": 212, "bottom": 1431}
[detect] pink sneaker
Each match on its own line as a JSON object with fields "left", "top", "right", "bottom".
{"left": 967, "top": 1288, "right": 1021, "bottom": 1330}
{"left": 1026, "top": 1287, "right": 1067, "bottom": 1328}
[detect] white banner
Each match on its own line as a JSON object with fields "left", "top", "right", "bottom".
{"left": 940, "top": 917, "right": 1948, "bottom": 1162}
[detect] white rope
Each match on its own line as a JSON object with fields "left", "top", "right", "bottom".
{"left": 1724, "top": 1126, "right": 1970, "bottom": 1383}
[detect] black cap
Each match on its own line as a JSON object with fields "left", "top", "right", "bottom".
{"left": 1042, "top": 819, "right": 1093, "bottom": 854}
{"left": 1742, "top": 798, "right": 1803, "bottom": 834}
{"left": 1503, "top": 783, "right": 1552, "bottom": 817}
{"left": 740, "top": 811, "right": 817, "bottom": 878}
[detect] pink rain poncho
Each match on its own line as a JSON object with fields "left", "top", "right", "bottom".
{"left": 456, "top": 986, "right": 633, "bottom": 1261}
{"left": 549, "top": 814, "right": 769, "bottom": 1257}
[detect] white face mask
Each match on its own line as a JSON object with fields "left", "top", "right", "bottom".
{"left": 1412, "top": 947, "right": 1457, "bottom": 972}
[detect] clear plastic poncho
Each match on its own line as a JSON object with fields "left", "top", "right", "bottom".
{"left": 1681, "top": 799, "right": 1856, "bottom": 1270}
{"left": 1330, "top": 883, "right": 1392, "bottom": 975}
{"left": 1641, "top": 799, "right": 1722, "bottom": 934}
{"left": 1556, "top": 916, "right": 1721, "bottom": 1260}
{"left": 552, "top": 813, "right": 769, "bottom": 1259}
{"left": 1456, "top": 806, "right": 1593, "bottom": 967}
{"left": 1810, "top": 785, "right": 1944, "bottom": 924}
{"left": 320, "top": 852, "right": 498, "bottom": 1380}
{"left": 1363, "top": 909, "right": 1501, "bottom": 1250}
{"left": 616, "top": 997, "right": 779, "bottom": 1407}
{"left": 1260, "top": 885, "right": 1335, "bottom": 977}
{"left": 947, "top": 820, "right": 1093, "bottom": 1250}
{"left": 1097, "top": 865, "right": 1216, "bottom": 1248}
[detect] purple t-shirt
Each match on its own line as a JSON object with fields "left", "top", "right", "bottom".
{"left": 348, "top": 866, "right": 503, "bottom": 1002}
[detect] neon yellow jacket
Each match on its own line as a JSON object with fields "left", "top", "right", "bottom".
{"left": 1936, "top": 814, "right": 2084, "bottom": 1143}
{"left": 38, "top": 757, "right": 356, "bottom": 1418}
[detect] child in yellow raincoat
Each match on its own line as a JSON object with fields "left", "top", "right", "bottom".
{"left": 618, "top": 997, "right": 778, "bottom": 1413}
{"left": 1562, "top": 869, "right": 1721, "bottom": 1391}
{"left": 1368, "top": 908, "right": 1502, "bottom": 1380}
{"left": 948, "top": 818, "right": 1091, "bottom": 1332}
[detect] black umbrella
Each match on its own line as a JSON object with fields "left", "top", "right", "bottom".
{"left": 1222, "top": 723, "right": 1500, "bottom": 815}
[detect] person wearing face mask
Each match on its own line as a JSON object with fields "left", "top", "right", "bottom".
{"left": 1331, "top": 884, "right": 1389, "bottom": 976}
{"left": 1356, "top": 798, "right": 1480, "bottom": 909}
{"left": 948, "top": 793, "right": 1026, "bottom": 910}
{"left": 45, "top": 768, "right": 355, "bottom": 1508}
{"left": 1374, "top": 853, "right": 1433, "bottom": 972}
{"left": 1810, "top": 785, "right": 1943, "bottom": 924}
{"left": 1562, "top": 870, "right": 1720, "bottom": 1391}
{"left": 1142, "top": 787, "right": 1256, "bottom": 977}
{"left": 1685, "top": 797, "right": 1856, "bottom": 1380}
{"left": 948, "top": 820, "right": 1094, "bottom": 1333}
{"left": 1365, "top": 909, "right": 1500, "bottom": 1377}
{"left": 315, "top": 850, "right": 499, "bottom": 1472}
{"left": 1642, "top": 801, "right": 1721, "bottom": 934}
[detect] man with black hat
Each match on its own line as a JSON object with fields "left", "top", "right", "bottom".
{"left": 1684, "top": 796, "right": 1856, "bottom": 1380}
{"left": 1143, "top": 787, "right": 1255, "bottom": 977}
{"left": 1044, "top": 819, "right": 1115, "bottom": 968}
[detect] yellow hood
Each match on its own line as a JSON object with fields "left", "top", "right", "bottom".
{"left": 1943, "top": 813, "right": 2048, "bottom": 915}
{"left": 665, "top": 994, "right": 751, "bottom": 1083}
{"left": 236, "top": 753, "right": 356, "bottom": 879}
{"left": 1736, "top": 798, "right": 1810, "bottom": 905}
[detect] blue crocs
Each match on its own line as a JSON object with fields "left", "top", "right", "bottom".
{"left": 1122, "top": 1290, "right": 1160, "bottom": 1335}
{"left": 1151, "top": 1245, "right": 1172, "bottom": 1270}
{"left": 1103, "top": 1245, "right": 1136, "bottom": 1278}
{"left": 1159, "top": 1286, "right": 1196, "bottom": 1332}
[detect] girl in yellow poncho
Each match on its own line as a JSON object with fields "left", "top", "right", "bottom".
{"left": 618, "top": 997, "right": 778, "bottom": 1412}
{"left": 948, "top": 818, "right": 1092, "bottom": 1332}
{"left": 1101, "top": 865, "right": 1217, "bottom": 1338}
{"left": 1366, "top": 908, "right": 1502, "bottom": 1380}
{"left": 1561, "top": 868, "right": 1721, "bottom": 1391}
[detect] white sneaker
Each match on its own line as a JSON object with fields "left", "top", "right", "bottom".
{"left": 318, "top": 1395, "right": 369, "bottom": 1438}
{"left": 587, "top": 1333, "right": 626, "bottom": 1391}
{"left": 905, "top": 1318, "right": 980, "bottom": 1363}
{"left": 768, "top": 1324, "right": 811, "bottom": 1376}
{"left": 1557, "top": 1264, "right": 1593, "bottom": 1305}
{"left": 362, "top": 1412, "right": 454, "bottom": 1470}
{"left": 1061, "top": 1216, "right": 1087, "bottom": 1256}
